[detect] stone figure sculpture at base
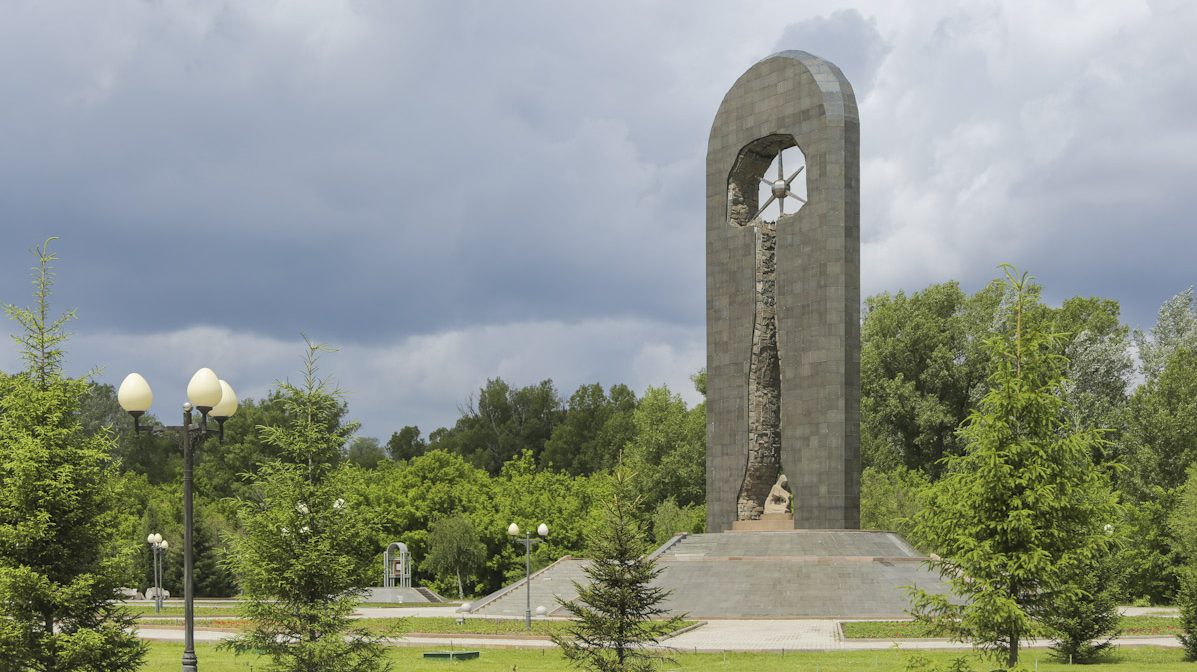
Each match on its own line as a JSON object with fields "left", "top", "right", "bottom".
{"left": 763, "top": 474, "right": 791, "bottom": 516}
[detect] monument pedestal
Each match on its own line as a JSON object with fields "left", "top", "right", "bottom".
{"left": 651, "top": 530, "right": 948, "bottom": 618}
{"left": 469, "top": 529, "right": 950, "bottom": 619}
{"left": 730, "top": 513, "right": 794, "bottom": 532}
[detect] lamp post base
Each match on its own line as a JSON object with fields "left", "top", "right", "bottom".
{"left": 182, "top": 651, "right": 197, "bottom": 672}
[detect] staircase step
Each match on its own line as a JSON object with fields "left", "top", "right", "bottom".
{"left": 471, "top": 531, "right": 948, "bottom": 619}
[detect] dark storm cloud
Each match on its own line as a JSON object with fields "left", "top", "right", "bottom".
{"left": 0, "top": 1, "right": 733, "bottom": 343}
{"left": 855, "top": 1, "right": 1197, "bottom": 331}
{"left": 1, "top": 1, "right": 1195, "bottom": 436}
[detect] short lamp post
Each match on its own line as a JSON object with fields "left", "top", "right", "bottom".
{"left": 119, "top": 368, "right": 238, "bottom": 672}
{"left": 147, "top": 533, "right": 169, "bottom": 614}
{"left": 507, "top": 522, "right": 548, "bottom": 630}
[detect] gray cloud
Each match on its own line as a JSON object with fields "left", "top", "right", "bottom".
{"left": 774, "top": 9, "right": 890, "bottom": 96}
{"left": 0, "top": 320, "right": 705, "bottom": 440}
{"left": 0, "top": 1, "right": 725, "bottom": 342}
{"left": 1, "top": 1, "right": 1195, "bottom": 436}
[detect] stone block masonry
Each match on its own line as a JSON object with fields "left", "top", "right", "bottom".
{"left": 706, "top": 51, "right": 861, "bottom": 532}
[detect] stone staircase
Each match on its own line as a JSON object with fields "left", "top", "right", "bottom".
{"left": 361, "top": 584, "right": 443, "bottom": 603}
{"left": 470, "top": 530, "right": 949, "bottom": 619}
{"left": 415, "top": 586, "right": 446, "bottom": 603}
{"left": 469, "top": 556, "right": 590, "bottom": 617}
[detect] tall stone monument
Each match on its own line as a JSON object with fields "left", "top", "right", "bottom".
{"left": 706, "top": 51, "right": 860, "bottom": 532}
{"left": 472, "top": 52, "right": 951, "bottom": 619}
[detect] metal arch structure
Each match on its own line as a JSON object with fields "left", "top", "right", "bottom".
{"left": 383, "top": 542, "right": 411, "bottom": 590}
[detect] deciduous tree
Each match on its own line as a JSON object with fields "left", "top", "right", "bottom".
{"left": 859, "top": 466, "right": 927, "bottom": 537}
{"left": 1134, "top": 287, "right": 1197, "bottom": 383}
{"left": 623, "top": 385, "right": 704, "bottom": 509}
{"left": 346, "top": 436, "right": 387, "bottom": 469}
{"left": 424, "top": 515, "right": 486, "bottom": 599}
{"left": 385, "top": 425, "right": 426, "bottom": 462}
{"left": 542, "top": 383, "right": 637, "bottom": 476}
{"left": 862, "top": 282, "right": 1130, "bottom": 476}
{"left": 430, "top": 378, "right": 564, "bottom": 475}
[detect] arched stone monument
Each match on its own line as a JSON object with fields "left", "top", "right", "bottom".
{"left": 706, "top": 50, "right": 861, "bottom": 532}
{"left": 472, "top": 51, "right": 950, "bottom": 619}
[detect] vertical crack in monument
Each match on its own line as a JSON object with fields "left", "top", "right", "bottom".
{"left": 731, "top": 143, "right": 806, "bottom": 521}
{"left": 707, "top": 51, "right": 861, "bottom": 532}
{"left": 739, "top": 217, "right": 780, "bottom": 520}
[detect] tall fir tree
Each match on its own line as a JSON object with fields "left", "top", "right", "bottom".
{"left": 223, "top": 340, "right": 389, "bottom": 672}
{"left": 907, "top": 266, "right": 1119, "bottom": 669}
{"left": 0, "top": 239, "right": 145, "bottom": 671}
{"left": 1042, "top": 552, "right": 1122, "bottom": 663}
{"left": 553, "top": 462, "right": 683, "bottom": 672}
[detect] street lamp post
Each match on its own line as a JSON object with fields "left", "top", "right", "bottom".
{"left": 119, "top": 368, "right": 238, "bottom": 672}
{"left": 507, "top": 522, "right": 549, "bottom": 630}
{"left": 146, "top": 533, "right": 169, "bottom": 614}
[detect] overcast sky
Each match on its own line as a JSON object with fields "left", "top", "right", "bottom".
{"left": 1, "top": 1, "right": 1194, "bottom": 440}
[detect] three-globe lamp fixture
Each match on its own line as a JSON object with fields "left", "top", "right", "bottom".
{"left": 118, "top": 368, "right": 239, "bottom": 438}
{"left": 117, "top": 367, "right": 238, "bottom": 672}
{"left": 147, "top": 533, "right": 169, "bottom": 614}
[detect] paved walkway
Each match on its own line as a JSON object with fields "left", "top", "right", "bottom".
{"left": 1121, "top": 606, "right": 1180, "bottom": 617}
{"left": 665, "top": 620, "right": 839, "bottom": 652}
{"left": 138, "top": 619, "right": 1184, "bottom": 653}
{"left": 355, "top": 606, "right": 469, "bottom": 618}
{"left": 134, "top": 602, "right": 1186, "bottom": 652}
{"left": 663, "top": 620, "right": 1184, "bottom": 653}
{"left": 138, "top": 629, "right": 232, "bottom": 643}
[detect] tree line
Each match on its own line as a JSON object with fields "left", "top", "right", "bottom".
{"left": 74, "top": 363, "right": 707, "bottom": 602}
{"left": 5, "top": 239, "right": 1197, "bottom": 669}
{"left": 860, "top": 278, "right": 1197, "bottom": 607}
{"left": 16, "top": 269, "right": 1197, "bottom": 610}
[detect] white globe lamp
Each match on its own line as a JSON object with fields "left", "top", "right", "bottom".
{"left": 186, "top": 368, "right": 223, "bottom": 413}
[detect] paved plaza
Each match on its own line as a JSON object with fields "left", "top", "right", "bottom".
{"left": 135, "top": 605, "right": 1183, "bottom": 653}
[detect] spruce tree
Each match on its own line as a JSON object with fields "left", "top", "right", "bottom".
{"left": 1176, "top": 567, "right": 1197, "bottom": 660}
{"left": 907, "top": 266, "right": 1119, "bottom": 670}
{"left": 553, "top": 464, "right": 683, "bottom": 672}
{"left": 1043, "top": 553, "right": 1122, "bottom": 662}
{"left": 1168, "top": 464, "right": 1197, "bottom": 659}
{"left": 223, "top": 341, "right": 388, "bottom": 672}
{"left": 0, "top": 239, "right": 145, "bottom": 671}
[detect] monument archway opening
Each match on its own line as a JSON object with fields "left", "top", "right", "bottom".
{"left": 756, "top": 145, "right": 808, "bottom": 223}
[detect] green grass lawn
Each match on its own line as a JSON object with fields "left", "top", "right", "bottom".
{"left": 142, "top": 642, "right": 1194, "bottom": 671}
{"left": 841, "top": 615, "right": 1182, "bottom": 639}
